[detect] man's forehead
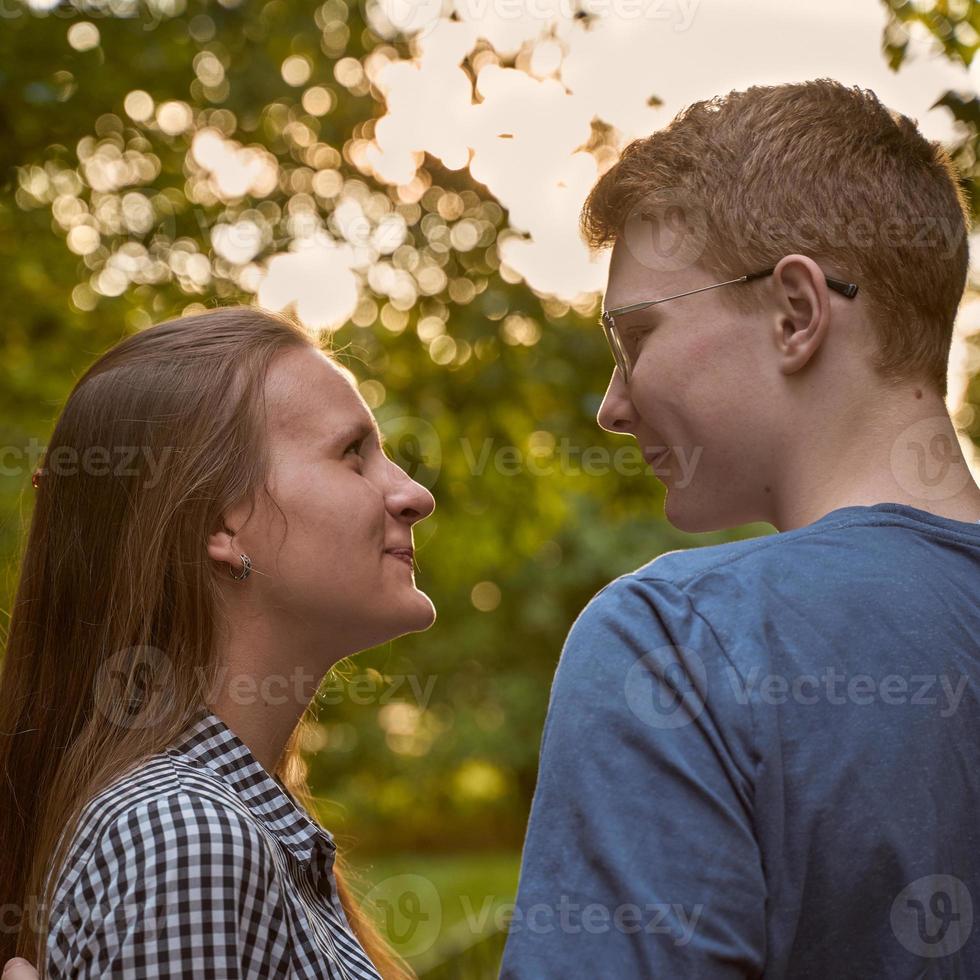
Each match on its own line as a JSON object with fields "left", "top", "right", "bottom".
{"left": 603, "top": 240, "right": 695, "bottom": 311}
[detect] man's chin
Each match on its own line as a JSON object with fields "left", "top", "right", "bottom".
{"left": 663, "top": 490, "right": 724, "bottom": 534}
{"left": 664, "top": 489, "right": 766, "bottom": 534}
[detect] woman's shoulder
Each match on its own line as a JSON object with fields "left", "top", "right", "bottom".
{"left": 50, "top": 749, "right": 273, "bottom": 910}
{"left": 45, "top": 753, "right": 294, "bottom": 979}
{"left": 76, "top": 744, "right": 252, "bottom": 835}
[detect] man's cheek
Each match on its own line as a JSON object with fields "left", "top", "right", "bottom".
{"left": 676, "top": 325, "right": 722, "bottom": 367}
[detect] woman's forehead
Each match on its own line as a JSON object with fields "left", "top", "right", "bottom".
{"left": 266, "top": 348, "right": 371, "bottom": 440}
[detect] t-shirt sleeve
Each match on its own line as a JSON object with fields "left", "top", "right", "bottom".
{"left": 500, "top": 573, "right": 767, "bottom": 979}
{"left": 46, "top": 791, "right": 294, "bottom": 979}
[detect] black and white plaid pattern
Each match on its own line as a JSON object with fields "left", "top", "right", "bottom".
{"left": 46, "top": 706, "right": 383, "bottom": 979}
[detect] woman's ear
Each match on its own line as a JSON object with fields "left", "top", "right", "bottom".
{"left": 206, "top": 521, "right": 238, "bottom": 567}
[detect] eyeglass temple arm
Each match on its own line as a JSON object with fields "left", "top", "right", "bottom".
{"left": 744, "top": 267, "right": 859, "bottom": 299}
{"left": 605, "top": 275, "right": 751, "bottom": 318}
{"left": 604, "top": 268, "right": 859, "bottom": 320}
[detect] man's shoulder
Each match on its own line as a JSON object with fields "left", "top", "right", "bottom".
{"left": 631, "top": 532, "right": 779, "bottom": 591}
{"left": 596, "top": 508, "right": 913, "bottom": 612}
{"left": 564, "top": 512, "right": 908, "bottom": 677}
{"left": 576, "top": 526, "right": 790, "bottom": 626}
{"left": 630, "top": 515, "right": 871, "bottom": 591}
{"left": 564, "top": 504, "right": 973, "bottom": 697}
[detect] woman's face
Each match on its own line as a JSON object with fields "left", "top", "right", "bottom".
{"left": 224, "top": 345, "right": 436, "bottom": 655}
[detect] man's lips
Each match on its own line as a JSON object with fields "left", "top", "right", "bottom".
{"left": 385, "top": 548, "right": 415, "bottom": 568}
{"left": 643, "top": 447, "right": 671, "bottom": 468}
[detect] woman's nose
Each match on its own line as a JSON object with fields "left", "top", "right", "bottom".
{"left": 386, "top": 465, "right": 436, "bottom": 523}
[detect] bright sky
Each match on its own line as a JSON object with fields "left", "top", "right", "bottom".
{"left": 367, "top": 0, "right": 974, "bottom": 299}
{"left": 354, "top": 0, "right": 980, "bottom": 436}
{"left": 170, "top": 0, "right": 978, "bottom": 440}
{"left": 30, "top": 1, "right": 977, "bottom": 457}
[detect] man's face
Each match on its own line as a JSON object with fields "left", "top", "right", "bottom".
{"left": 597, "top": 232, "right": 780, "bottom": 532}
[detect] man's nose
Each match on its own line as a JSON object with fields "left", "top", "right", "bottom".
{"left": 596, "top": 369, "right": 636, "bottom": 434}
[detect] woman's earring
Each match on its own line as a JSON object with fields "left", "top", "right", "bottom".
{"left": 229, "top": 553, "right": 252, "bottom": 581}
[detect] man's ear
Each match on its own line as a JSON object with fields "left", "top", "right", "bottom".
{"left": 769, "top": 254, "right": 831, "bottom": 376}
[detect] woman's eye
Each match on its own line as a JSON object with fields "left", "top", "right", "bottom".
{"left": 344, "top": 439, "right": 365, "bottom": 460}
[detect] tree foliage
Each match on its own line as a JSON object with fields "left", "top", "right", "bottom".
{"left": 0, "top": 0, "right": 977, "bottom": 851}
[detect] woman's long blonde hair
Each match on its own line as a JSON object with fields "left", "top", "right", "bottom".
{"left": 0, "top": 304, "right": 412, "bottom": 979}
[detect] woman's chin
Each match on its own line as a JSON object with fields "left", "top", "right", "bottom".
{"left": 377, "top": 592, "right": 437, "bottom": 643}
{"left": 405, "top": 591, "right": 437, "bottom": 632}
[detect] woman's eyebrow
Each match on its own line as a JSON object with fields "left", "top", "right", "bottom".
{"left": 331, "top": 419, "right": 377, "bottom": 448}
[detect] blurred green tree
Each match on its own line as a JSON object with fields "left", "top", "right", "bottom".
{"left": 0, "top": 0, "right": 977, "bottom": 858}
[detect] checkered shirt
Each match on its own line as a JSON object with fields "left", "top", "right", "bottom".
{"left": 45, "top": 706, "right": 382, "bottom": 979}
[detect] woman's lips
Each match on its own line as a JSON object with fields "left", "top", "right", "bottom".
{"left": 385, "top": 549, "right": 415, "bottom": 568}
{"left": 644, "top": 448, "right": 671, "bottom": 469}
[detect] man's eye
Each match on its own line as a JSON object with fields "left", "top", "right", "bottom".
{"left": 344, "top": 439, "right": 365, "bottom": 459}
{"left": 623, "top": 323, "right": 654, "bottom": 354}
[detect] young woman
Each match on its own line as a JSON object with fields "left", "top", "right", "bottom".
{"left": 0, "top": 305, "right": 436, "bottom": 978}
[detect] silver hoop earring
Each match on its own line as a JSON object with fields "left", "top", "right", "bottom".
{"left": 230, "top": 553, "right": 252, "bottom": 581}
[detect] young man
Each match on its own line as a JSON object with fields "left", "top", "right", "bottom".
{"left": 500, "top": 79, "right": 980, "bottom": 978}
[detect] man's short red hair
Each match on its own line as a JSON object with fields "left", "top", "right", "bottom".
{"left": 581, "top": 78, "right": 972, "bottom": 398}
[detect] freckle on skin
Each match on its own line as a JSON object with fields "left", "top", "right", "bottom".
{"left": 915, "top": 389, "right": 922, "bottom": 399}
{"left": 764, "top": 485, "right": 771, "bottom": 493}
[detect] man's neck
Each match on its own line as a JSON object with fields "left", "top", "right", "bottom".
{"left": 771, "top": 387, "right": 980, "bottom": 532}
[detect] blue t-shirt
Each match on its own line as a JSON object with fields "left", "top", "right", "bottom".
{"left": 501, "top": 502, "right": 980, "bottom": 979}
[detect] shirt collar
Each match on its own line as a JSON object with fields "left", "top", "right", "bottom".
{"left": 169, "top": 705, "right": 337, "bottom": 881}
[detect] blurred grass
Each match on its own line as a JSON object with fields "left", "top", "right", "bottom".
{"left": 349, "top": 850, "right": 521, "bottom": 976}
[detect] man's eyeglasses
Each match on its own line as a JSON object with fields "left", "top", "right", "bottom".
{"left": 599, "top": 266, "right": 860, "bottom": 384}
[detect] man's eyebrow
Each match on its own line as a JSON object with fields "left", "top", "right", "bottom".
{"left": 613, "top": 305, "right": 664, "bottom": 328}
{"left": 602, "top": 295, "right": 661, "bottom": 316}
